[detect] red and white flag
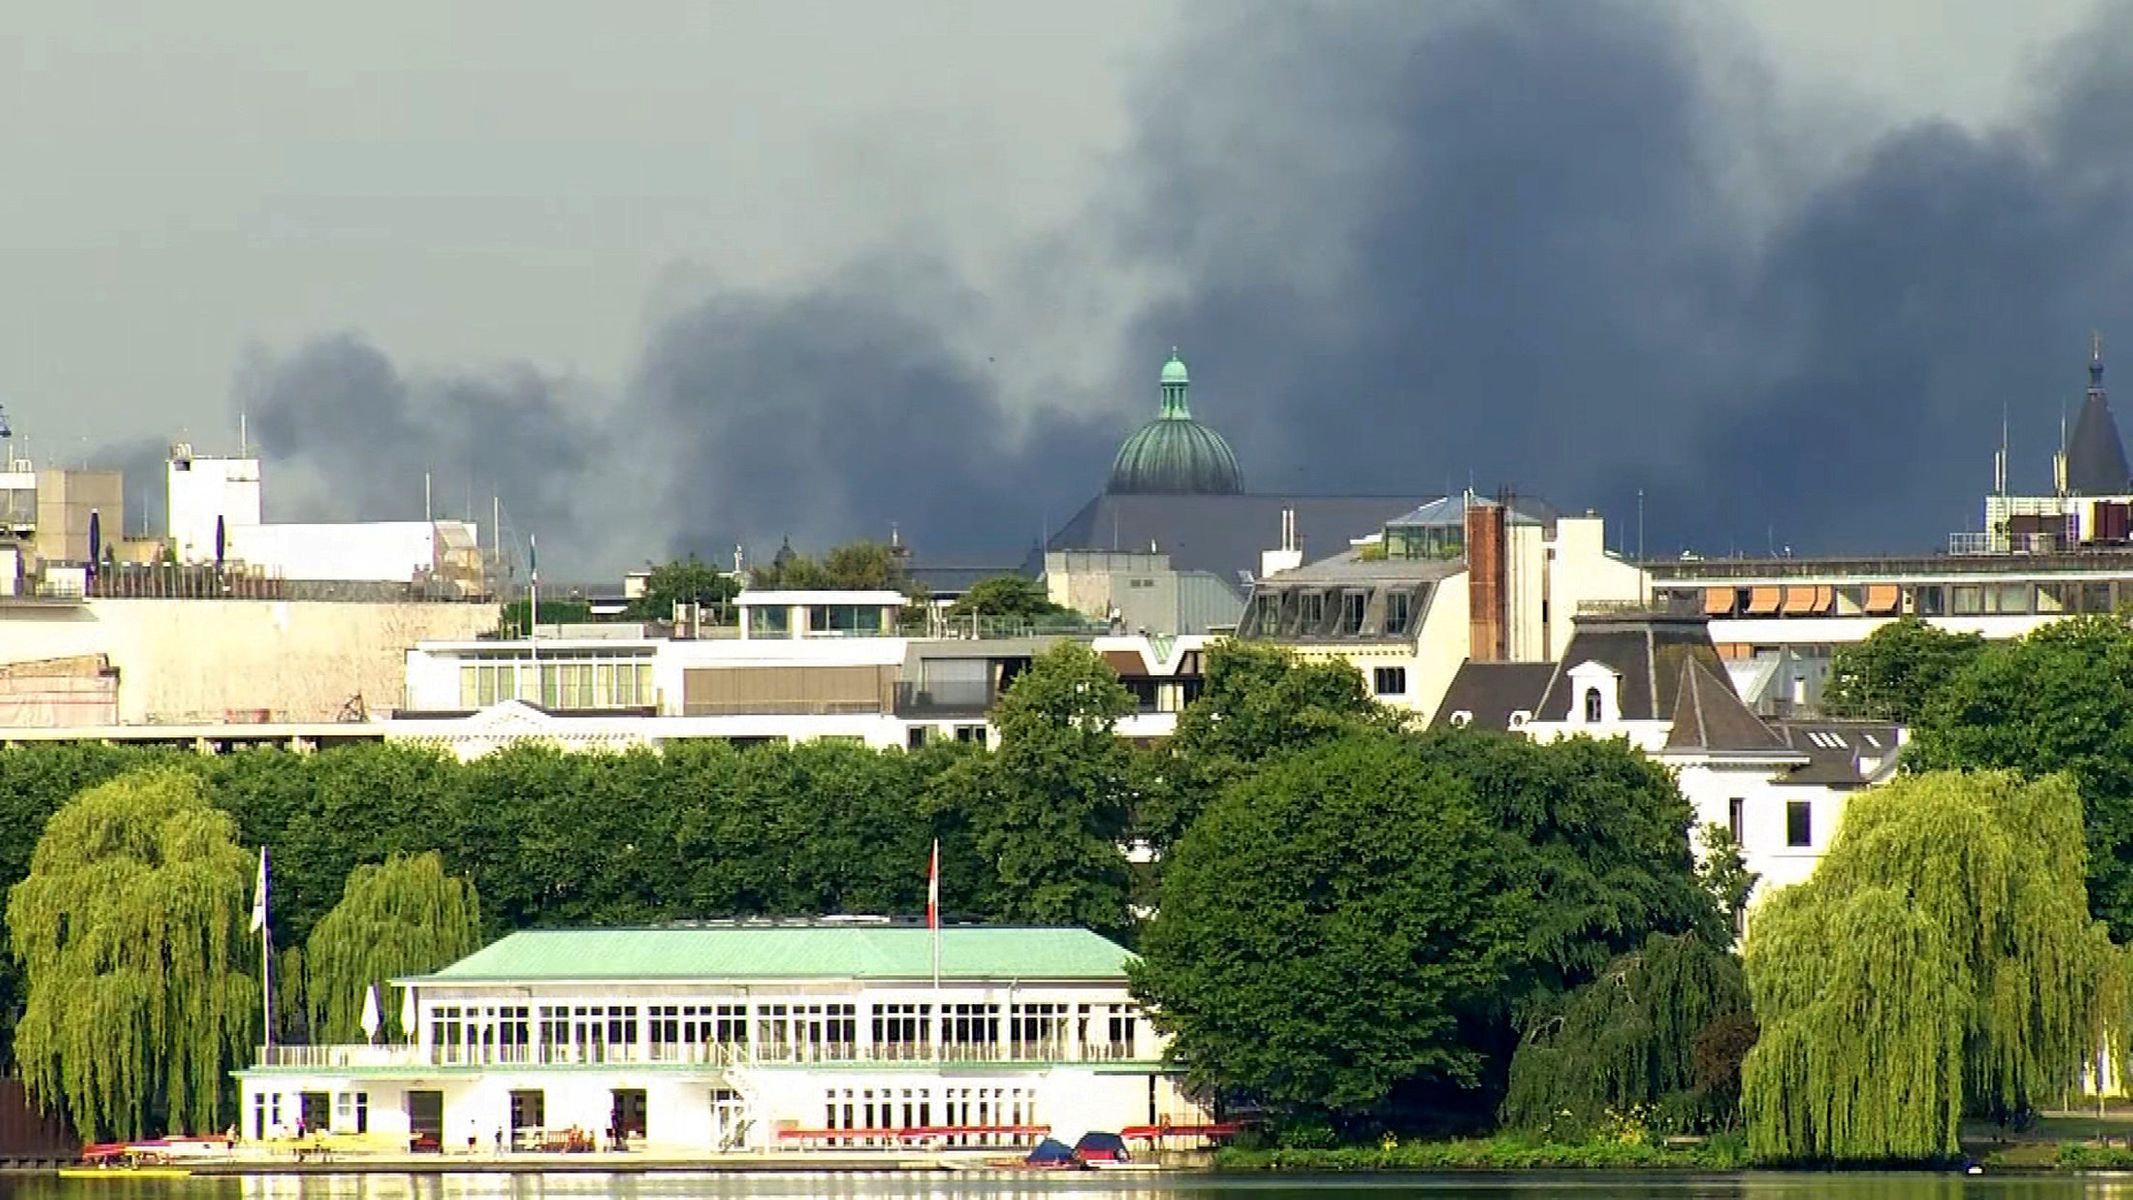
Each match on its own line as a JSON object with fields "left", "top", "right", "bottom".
{"left": 927, "top": 839, "right": 940, "bottom": 931}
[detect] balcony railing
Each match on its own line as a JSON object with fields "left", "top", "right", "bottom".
{"left": 253, "top": 1038, "right": 1148, "bottom": 1071}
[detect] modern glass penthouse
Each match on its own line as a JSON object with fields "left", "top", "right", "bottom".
{"left": 236, "top": 922, "right": 1206, "bottom": 1154}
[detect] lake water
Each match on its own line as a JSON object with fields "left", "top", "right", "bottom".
{"left": 3, "top": 1174, "right": 2133, "bottom": 1200}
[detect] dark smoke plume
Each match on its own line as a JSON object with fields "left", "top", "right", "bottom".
{"left": 1123, "top": 0, "right": 2133, "bottom": 555}
{"left": 235, "top": 334, "right": 601, "bottom": 548}
{"left": 623, "top": 277, "right": 1117, "bottom": 566}
{"left": 233, "top": 2, "right": 2133, "bottom": 573}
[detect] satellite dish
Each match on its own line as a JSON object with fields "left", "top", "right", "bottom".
{"left": 0, "top": 406, "right": 13, "bottom": 439}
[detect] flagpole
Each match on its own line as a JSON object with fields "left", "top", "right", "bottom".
{"left": 254, "top": 847, "right": 272, "bottom": 1050}
{"left": 929, "top": 839, "right": 941, "bottom": 1064}
{"left": 527, "top": 533, "right": 540, "bottom": 701}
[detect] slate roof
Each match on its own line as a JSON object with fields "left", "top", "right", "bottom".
{"left": 2068, "top": 348, "right": 2132, "bottom": 495}
{"left": 1043, "top": 493, "right": 1435, "bottom": 584}
{"left": 1262, "top": 548, "right": 1465, "bottom": 585}
{"left": 1768, "top": 720, "right": 1906, "bottom": 786}
{"left": 410, "top": 925, "right": 1132, "bottom": 985}
{"left": 1431, "top": 662, "right": 1557, "bottom": 732}
{"left": 1534, "top": 610, "right": 1735, "bottom": 722}
{"left": 1662, "top": 656, "right": 1791, "bottom": 753}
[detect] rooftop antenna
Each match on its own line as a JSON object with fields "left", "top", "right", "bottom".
{"left": 238, "top": 412, "right": 248, "bottom": 457}
{"left": 1995, "top": 403, "right": 2008, "bottom": 497}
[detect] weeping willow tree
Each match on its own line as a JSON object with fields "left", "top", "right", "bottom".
{"left": 1502, "top": 932, "right": 1752, "bottom": 1135}
{"left": 5, "top": 768, "right": 259, "bottom": 1141}
{"left": 305, "top": 852, "right": 481, "bottom": 1043}
{"left": 1743, "top": 770, "right": 2117, "bottom": 1163}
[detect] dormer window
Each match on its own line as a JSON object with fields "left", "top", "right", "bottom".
{"left": 1565, "top": 661, "right": 1622, "bottom": 725}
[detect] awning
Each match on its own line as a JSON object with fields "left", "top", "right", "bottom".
{"left": 1703, "top": 588, "right": 1735, "bottom": 616}
{"left": 1780, "top": 585, "right": 1833, "bottom": 615}
{"left": 1864, "top": 584, "right": 1901, "bottom": 615}
{"left": 1744, "top": 586, "right": 1782, "bottom": 615}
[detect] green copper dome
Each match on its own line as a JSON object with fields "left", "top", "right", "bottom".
{"left": 1107, "top": 350, "right": 1244, "bottom": 495}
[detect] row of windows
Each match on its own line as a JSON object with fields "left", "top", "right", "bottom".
{"left": 822, "top": 1086, "right": 1039, "bottom": 1134}
{"left": 458, "top": 659, "right": 655, "bottom": 710}
{"left": 1683, "top": 579, "right": 2132, "bottom": 620}
{"left": 429, "top": 1000, "right": 1140, "bottom": 1049}
{"left": 1244, "top": 586, "right": 1422, "bottom": 640}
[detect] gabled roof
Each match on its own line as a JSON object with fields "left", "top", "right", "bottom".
{"left": 1663, "top": 656, "right": 1791, "bottom": 754}
{"left": 1431, "top": 661, "right": 1556, "bottom": 732}
{"left": 407, "top": 925, "right": 1132, "bottom": 985}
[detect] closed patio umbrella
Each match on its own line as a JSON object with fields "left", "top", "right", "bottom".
{"left": 360, "top": 984, "right": 381, "bottom": 1043}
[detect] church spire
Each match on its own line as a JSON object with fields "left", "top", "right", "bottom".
{"left": 2066, "top": 331, "right": 2131, "bottom": 495}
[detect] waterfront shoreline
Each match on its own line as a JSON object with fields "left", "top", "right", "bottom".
{"left": 68, "top": 1150, "right": 1213, "bottom": 1177}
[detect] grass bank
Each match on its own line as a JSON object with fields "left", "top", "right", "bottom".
{"left": 1215, "top": 1135, "right": 1750, "bottom": 1172}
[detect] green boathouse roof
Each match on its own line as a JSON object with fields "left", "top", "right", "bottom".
{"left": 405, "top": 924, "right": 1133, "bottom": 985}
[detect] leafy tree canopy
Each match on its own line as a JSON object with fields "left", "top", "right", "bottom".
{"left": 1409, "top": 729, "right": 1727, "bottom": 1003}
{"left": 962, "top": 643, "right": 1140, "bottom": 937}
{"left": 946, "top": 575, "right": 1067, "bottom": 622}
{"left": 1907, "top": 614, "right": 2133, "bottom": 938}
{"left": 1743, "top": 771, "right": 2116, "bottom": 1164}
{"left": 628, "top": 554, "right": 740, "bottom": 622}
{"left": 1502, "top": 932, "right": 1753, "bottom": 1137}
{"left": 6, "top": 768, "right": 258, "bottom": 1140}
{"left": 1134, "top": 731, "right": 1535, "bottom": 1125}
{"left": 306, "top": 852, "right": 482, "bottom": 1043}
{"left": 1821, "top": 617, "right": 1985, "bottom": 722}
{"left": 1148, "top": 642, "right": 1393, "bottom": 854}
{"left": 500, "top": 597, "right": 593, "bottom": 634}
{"left": 0, "top": 743, "right": 174, "bottom": 1069}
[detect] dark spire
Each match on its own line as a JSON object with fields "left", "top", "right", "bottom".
{"left": 2065, "top": 333, "right": 2132, "bottom": 495}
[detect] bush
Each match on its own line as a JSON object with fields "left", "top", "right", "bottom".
{"left": 1214, "top": 1134, "right": 1750, "bottom": 1171}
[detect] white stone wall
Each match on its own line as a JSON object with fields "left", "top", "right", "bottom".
{"left": 0, "top": 599, "right": 494, "bottom": 726}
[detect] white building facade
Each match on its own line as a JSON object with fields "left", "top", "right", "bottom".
{"left": 1435, "top": 609, "right": 1902, "bottom": 910}
{"left": 388, "top": 591, "right": 1207, "bottom": 759}
{"left": 1238, "top": 495, "right": 1648, "bottom": 724}
{"left": 235, "top": 924, "right": 1206, "bottom": 1155}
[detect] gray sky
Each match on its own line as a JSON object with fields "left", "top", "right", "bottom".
{"left": 0, "top": 0, "right": 2109, "bottom": 570}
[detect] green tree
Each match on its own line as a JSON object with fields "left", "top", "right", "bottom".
{"left": 947, "top": 575, "right": 1067, "bottom": 621}
{"left": 6, "top": 768, "right": 259, "bottom": 1140}
{"left": 1822, "top": 617, "right": 1984, "bottom": 721}
{"left": 968, "top": 643, "right": 1139, "bottom": 936}
{"left": 500, "top": 596, "right": 594, "bottom": 634}
{"left": 306, "top": 852, "right": 482, "bottom": 1043}
{"left": 1148, "top": 642, "right": 1392, "bottom": 854}
{"left": 627, "top": 555, "right": 739, "bottom": 622}
{"left": 1132, "top": 731, "right": 1532, "bottom": 1125}
{"left": 1907, "top": 614, "right": 2133, "bottom": 938}
{"left": 0, "top": 743, "right": 169, "bottom": 1069}
{"left": 1743, "top": 771, "right": 2115, "bottom": 1163}
{"left": 1412, "top": 729, "right": 1727, "bottom": 1003}
{"left": 750, "top": 539, "right": 932, "bottom": 626}
{"left": 1697, "top": 822, "right": 1759, "bottom": 936}
{"left": 1502, "top": 932, "right": 1753, "bottom": 1136}
{"left": 211, "top": 743, "right": 466, "bottom": 950}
